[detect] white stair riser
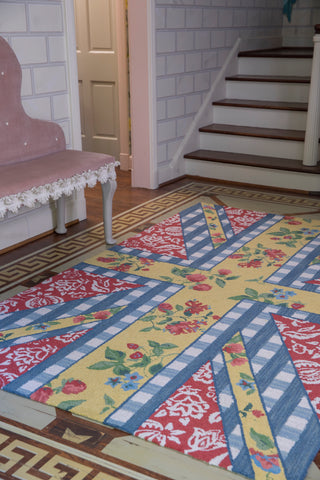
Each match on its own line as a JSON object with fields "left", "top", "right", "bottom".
{"left": 213, "top": 106, "right": 307, "bottom": 130}
{"left": 238, "top": 57, "right": 312, "bottom": 77}
{"left": 200, "top": 132, "right": 305, "bottom": 160}
{"left": 226, "top": 81, "right": 309, "bottom": 102}
{"left": 185, "top": 51, "right": 318, "bottom": 193}
{"left": 185, "top": 159, "right": 320, "bottom": 192}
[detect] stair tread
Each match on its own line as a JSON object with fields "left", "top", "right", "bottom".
{"left": 184, "top": 150, "right": 320, "bottom": 173}
{"left": 225, "top": 74, "right": 310, "bottom": 83}
{"left": 212, "top": 99, "right": 308, "bottom": 111}
{"left": 185, "top": 48, "right": 319, "bottom": 185}
{"left": 238, "top": 47, "right": 313, "bottom": 58}
{"left": 199, "top": 123, "right": 306, "bottom": 141}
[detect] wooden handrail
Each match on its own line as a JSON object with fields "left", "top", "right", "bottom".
{"left": 303, "top": 25, "right": 320, "bottom": 166}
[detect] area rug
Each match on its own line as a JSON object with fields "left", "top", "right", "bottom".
{"left": 1, "top": 200, "right": 320, "bottom": 480}
{"left": 2, "top": 181, "right": 320, "bottom": 297}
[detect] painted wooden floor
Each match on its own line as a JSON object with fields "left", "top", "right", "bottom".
{"left": 1, "top": 170, "right": 320, "bottom": 480}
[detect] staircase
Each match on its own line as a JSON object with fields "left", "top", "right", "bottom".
{"left": 184, "top": 47, "right": 320, "bottom": 193}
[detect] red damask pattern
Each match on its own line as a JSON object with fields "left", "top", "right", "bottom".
{"left": 273, "top": 314, "right": 320, "bottom": 417}
{"left": 224, "top": 208, "right": 267, "bottom": 235}
{"left": 0, "top": 269, "right": 140, "bottom": 314}
{"left": 0, "top": 329, "right": 89, "bottom": 389}
{"left": 120, "top": 214, "right": 187, "bottom": 259}
{"left": 119, "top": 207, "right": 267, "bottom": 256}
{"left": 305, "top": 279, "right": 320, "bottom": 286}
{"left": 135, "top": 361, "right": 231, "bottom": 469}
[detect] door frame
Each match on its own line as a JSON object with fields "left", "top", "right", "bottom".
{"left": 64, "top": 0, "right": 157, "bottom": 189}
{"left": 63, "top": 0, "right": 82, "bottom": 150}
{"left": 127, "top": 0, "right": 158, "bottom": 188}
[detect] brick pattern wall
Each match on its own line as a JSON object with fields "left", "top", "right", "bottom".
{"left": 282, "top": 0, "right": 320, "bottom": 47}
{"left": 155, "top": 0, "right": 283, "bottom": 171}
{"left": 0, "top": 0, "right": 71, "bottom": 146}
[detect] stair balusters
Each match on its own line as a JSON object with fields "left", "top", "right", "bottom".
{"left": 303, "top": 24, "right": 320, "bottom": 166}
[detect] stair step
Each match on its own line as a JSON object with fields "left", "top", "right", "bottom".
{"left": 226, "top": 78, "right": 309, "bottom": 102}
{"left": 238, "top": 58, "right": 312, "bottom": 77}
{"left": 212, "top": 100, "right": 307, "bottom": 130}
{"left": 184, "top": 150, "right": 320, "bottom": 174}
{"left": 212, "top": 99, "right": 308, "bottom": 111}
{"left": 238, "top": 47, "right": 313, "bottom": 58}
{"left": 238, "top": 52, "right": 312, "bottom": 77}
{"left": 183, "top": 47, "right": 319, "bottom": 191}
{"left": 225, "top": 74, "right": 310, "bottom": 84}
{"left": 199, "top": 124, "right": 306, "bottom": 141}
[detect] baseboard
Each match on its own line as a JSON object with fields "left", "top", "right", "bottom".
{"left": 183, "top": 174, "right": 313, "bottom": 195}
{"left": 159, "top": 175, "right": 187, "bottom": 188}
{"left": 0, "top": 191, "right": 86, "bottom": 251}
{"left": 119, "top": 153, "right": 132, "bottom": 171}
{"left": 184, "top": 159, "right": 320, "bottom": 193}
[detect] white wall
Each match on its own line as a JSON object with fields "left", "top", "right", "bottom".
{"left": 155, "top": 0, "right": 283, "bottom": 183}
{"left": 282, "top": 0, "right": 320, "bottom": 47}
{"left": 0, "top": 0, "right": 71, "bottom": 144}
{"left": 0, "top": 0, "right": 84, "bottom": 252}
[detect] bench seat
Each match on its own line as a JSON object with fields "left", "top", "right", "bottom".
{"left": 0, "top": 36, "right": 118, "bottom": 246}
{"left": 0, "top": 150, "right": 117, "bottom": 201}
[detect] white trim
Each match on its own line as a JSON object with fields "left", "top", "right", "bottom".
{"left": 185, "top": 158, "right": 320, "bottom": 192}
{"left": 62, "top": 0, "right": 86, "bottom": 222}
{"left": 158, "top": 37, "right": 242, "bottom": 185}
{"left": 128, "top": 0, "right": 158, "bottom": 189}
{"left": 116, "top": 0, "right": 130, "bottom": 171}
{"left": 64, "top": 0, "right": 156, "bottom": 188}
{"left": 63, "top": 0, "right": 82, "bottom": 150}
{"left": 147, "top": 0, "right": 158, "bottom": 189}
{"left": 303, "top": 31, "right": 320, "bottom": 166}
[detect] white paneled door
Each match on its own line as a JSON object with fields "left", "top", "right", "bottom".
{"left": 74, "top": 0, "right": 121, "bottom": 160}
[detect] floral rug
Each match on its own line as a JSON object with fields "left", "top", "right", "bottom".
{"left": 1, "top": 202, "right": 320, "bottom": 480}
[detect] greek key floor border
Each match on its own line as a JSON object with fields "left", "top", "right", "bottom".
{"left": 0, "top": 414, "right": 169, "bottom": 480}
{"left": 1, "top": 182, "right": 320, "bottom": 295}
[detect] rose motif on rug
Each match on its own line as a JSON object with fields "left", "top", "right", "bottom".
{"left": 0, "top": 202, "right": 320, "bottom": 480}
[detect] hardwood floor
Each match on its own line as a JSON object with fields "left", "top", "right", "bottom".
{"left": 1, "top": 168, "right": 319, "bottom": 267}
{"left": 238, "top": 47, "right": 313, "bottom": 58}
{"left": 1, "top": 168, "right": 320, "bottom": 480}
{"left": 212, "top": 99, "right": 308, "bottom": 111}
{"left": 198, "top": 123, "right": 306, "bottom": 141}
{"left": 0, "top": 168, "right": 190, "bottom": 264}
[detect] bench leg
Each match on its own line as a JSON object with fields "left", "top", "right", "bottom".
{"left": 55, "top": 196, "right": 67, "bottom": 234}
{"left": 101, "top": 179, "right": 117, "bottom": 244}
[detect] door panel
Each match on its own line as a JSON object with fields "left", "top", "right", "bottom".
{"left": 88, "top": 0, "right": 112, "bottom": 49}
{"left": 92, "top": 82, "right": 116, "bottom": 137}
{"left": 74, "top": 0, "right": 120, "bottom": 158}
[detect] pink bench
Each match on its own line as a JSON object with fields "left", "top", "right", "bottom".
{"left": 0, "top": 36, "right": 118, "bottom": 244}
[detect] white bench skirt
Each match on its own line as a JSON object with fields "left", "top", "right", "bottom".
{"left": 0, "top": 150, "right": 119, "bottom": 245}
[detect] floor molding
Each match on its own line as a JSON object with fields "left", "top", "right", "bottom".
{"left": 1, "top": 181, "right": 320, "bottom": 297}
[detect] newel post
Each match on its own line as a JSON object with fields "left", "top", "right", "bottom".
{"left": 303, "top": 24, "right": 320, "bottom": 166}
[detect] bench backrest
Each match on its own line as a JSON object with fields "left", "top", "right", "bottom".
{"left": 0, "top": 36, "right": 66, "bottom": 167}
